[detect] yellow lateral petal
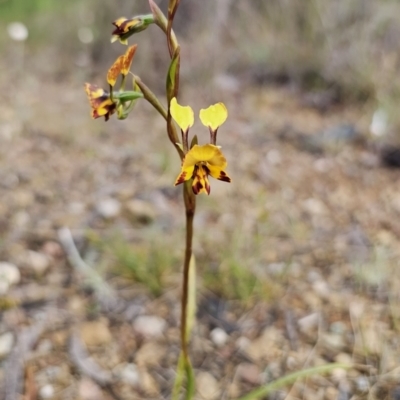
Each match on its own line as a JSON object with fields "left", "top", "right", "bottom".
{"left": 170, "top": 97, "right": 194, "bottom": 132}
{"left": 174, "top": 164, "right": 195, "bottom": 186}
{"left": 208, "top": 164, "right": 231, "bottom": 182}
{"left": 199, "top": 102, "right": 228, "bottom": 131}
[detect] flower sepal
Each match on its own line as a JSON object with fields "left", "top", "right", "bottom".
{"left": 190, "top": 135, "right": 198, "bottom": 149}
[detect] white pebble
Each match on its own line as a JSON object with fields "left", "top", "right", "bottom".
{"left": 133, "top": 316, "right": 166, "bottom": 339}
{"left": 0, "top": 332, "right": 14, "bottom": 358}
{"left": 27, "top": 251, "right": 50, "bottom": 275}
{"left": 7, "top": 22, "right": 28, "bottom": 41}
{"left": 120, "top": 363, "right": 140, "bottom": 387}
{"left": 0, "top": 262, "right": 20, "bottom": 294}
{"left": 39, "top": 384, "right": 55, "bottom": 399}
{"left": 210, "top": 328, "right": 228, "bottom": 347}
{"left": 96, "top": 198, "right": 121, "bottom": 219}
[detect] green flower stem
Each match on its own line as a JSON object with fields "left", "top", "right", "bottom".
{"left": 134, "top": 75, "right": 183, "bottom": 158}
{"left": 149, "top": 0, "right": 179, "bottom": 57}
{"left": 181, "top": 182, "right": 196, "bottom": 399}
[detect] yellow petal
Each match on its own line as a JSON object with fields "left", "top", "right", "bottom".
{"left": 170, "top": 97, "right": 194, "bottom": 132}
{"left": 183, "top": 144, "right": 227, "bottom": 168}
{"left": 107, "top": 56, "right": 123, "bottom": 86}
{"left": 122, "top": 44, "right": 137, "bottom": 76}
{"left": 208, "top": 165, "right": 231, "bottom": 182}
{"left": 174, "top": 164, "right": 195, "bottom": 186}
{"left": 199, "top": 102, "right": 228, "bottom": 131}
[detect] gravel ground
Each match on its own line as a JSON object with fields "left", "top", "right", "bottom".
{"left": 1, "top": 67, "right": 400, "bottom": 399}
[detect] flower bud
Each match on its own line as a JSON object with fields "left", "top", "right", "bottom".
{"left": 111, "top": 15, "right": 154, "bottom": 45}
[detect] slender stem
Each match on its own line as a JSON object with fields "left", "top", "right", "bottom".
{"left": 181, "top": 182, "right": 196, "bottom": 360}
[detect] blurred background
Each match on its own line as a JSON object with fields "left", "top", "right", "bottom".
{"left": 1, "top": 1, "right": 400, "bottom": 399}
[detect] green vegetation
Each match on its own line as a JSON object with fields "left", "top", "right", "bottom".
{"left": 104, "top": 235, "right": 179, "bottom": 297}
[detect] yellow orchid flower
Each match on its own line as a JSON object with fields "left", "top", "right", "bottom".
{"left": 84, "top": 83, "right": 116, "bottom": 121}
{"left": 175, "top": 144, "right": 231, "bottom": 195}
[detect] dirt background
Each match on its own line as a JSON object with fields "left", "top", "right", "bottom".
{"left": 1, "top": 1, "right": 400, "bottom": 399}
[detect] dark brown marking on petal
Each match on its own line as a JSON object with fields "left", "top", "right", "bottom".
{"left": 192, "top": 181, "right": 203, "bottom": 195}
{"left": 205, "top": 181, "right": 211, "bottom": 195}
{"left": 218, "top": 171, "right": 231, "bottom": 182}
{"left": 175, "top": 172, "right": 187, "bottom": 186}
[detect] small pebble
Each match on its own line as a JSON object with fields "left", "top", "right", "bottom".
{"left": 236, "top": 336, "right": 250, "bottom": 351}
{"left": 96, "top": 198, "right": 121, "bottom": 219}
{"left": 0, "top": 332, "right": 14, "bottom": 358}
{"left": 133, "top": 315, "right": 166, "bottom": 339}
{"left": 39, "top": 384, "right": 55, "bottom": 399}
{"left": 236, "top": 363, "right": 261, "bottom": 385}
{"left": 80, "top": 320, "right": 112, "bottom": 346}
{"left": 78, "top": 378, "right": 104, "bottom": 400}
{"left": 125, "top": 199, "right": 156, "bottom": 224}
{"left": 196, "top": 371, "right": 221, "bottom": 400}
{"left": 120, "top": 363, "right": 140, "bottom": 387}
{"left": 210, "top": 328, "right": 228, "bottom": 347}
{"left": 356, "top": 375, "right": 370, "bottom": 392}
{"left": 26, "top": 250, "right": 50, "bottom": 275}
{"left": 0, "top": 262, "right": 20, "bottom": 294}
{"left": 298, "top": 313, "right": 319, "bottom": 333}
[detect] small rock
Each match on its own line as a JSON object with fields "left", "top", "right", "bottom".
{"left": 95, "top": 198, "right": 121, "bottom": 219}
{"left": 298, "top": 313, "right": 319, "bottom": 333}
{"left": 196, "top": 371, "right": 221, "bottom": 400}
{"left": 330, "top": 322, "right": 347, "bottom": 335}
{"left": 0, "top": 262, "right": 20, "bottom": 294}
{"left": 210, "top": 328, "right": 228, "bottom": 347}
{"left": 236, "top": 363, "right": 261, "bottom": 385}
{"left": 133, "top": 315, "right": 166, "bottom": 339}
{"left": 236, "top": 336, "right": 250, "bottom": 351}
{"left": 80, "top": 320, "right": 112, "bottom": 346}
{"left": 39, "top": 384, "right": 55, "bottom": 399}
{"left": 244, "top": 327, "right": 286, "bottom": 362}
{"left": 355, "top": 375, "right": 370, "bottom": 392}
{"left": 135, "top": 342, "right": 166, "bottom": 367}
{"left": 125, "top": 199, "right": 156, "bottom": 224}
{"left": 303, "top": 198, "right": 328, "bottom": 216}
{"left": 41, "top": 241, "right": 64, "bottom": 259}
{"left": 78, "top": 378, "right": 104, "bottom": 400}
{"left": 0, "top": 332, "right": 14, "bottom": 358}
{"left": 26, "top": 250, "right": 50, "bottom": 275}
{"left": 119, "top": 363, "right": 140, "bottom": 387}
{"left": 139, "top": 369, "right": 159, "bottom": 397}
{"left": 266, "top": 149, "right": 282, "bottom": 165}
{"left": 312, "top": 280, "right": 330, "bottom": 299}
{"left": 321, "top": 333, "right": 346, "bottom": 353}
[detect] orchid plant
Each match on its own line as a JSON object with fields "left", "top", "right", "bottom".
{"left": 84, "top": 1, "right": 230, "bottom": 398}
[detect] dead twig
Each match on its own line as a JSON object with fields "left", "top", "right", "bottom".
{"left": 4, "top": 323, "right": 44, "bottom": 400}
{"left": 58, "top": 227, "right": 124, "bottom": 312}
{"left": 69, "top": 331, "right": 113, "bottom": 386}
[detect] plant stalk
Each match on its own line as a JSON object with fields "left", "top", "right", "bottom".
{"left": 181, "top": 182, "right": 196, "bottom": 360}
